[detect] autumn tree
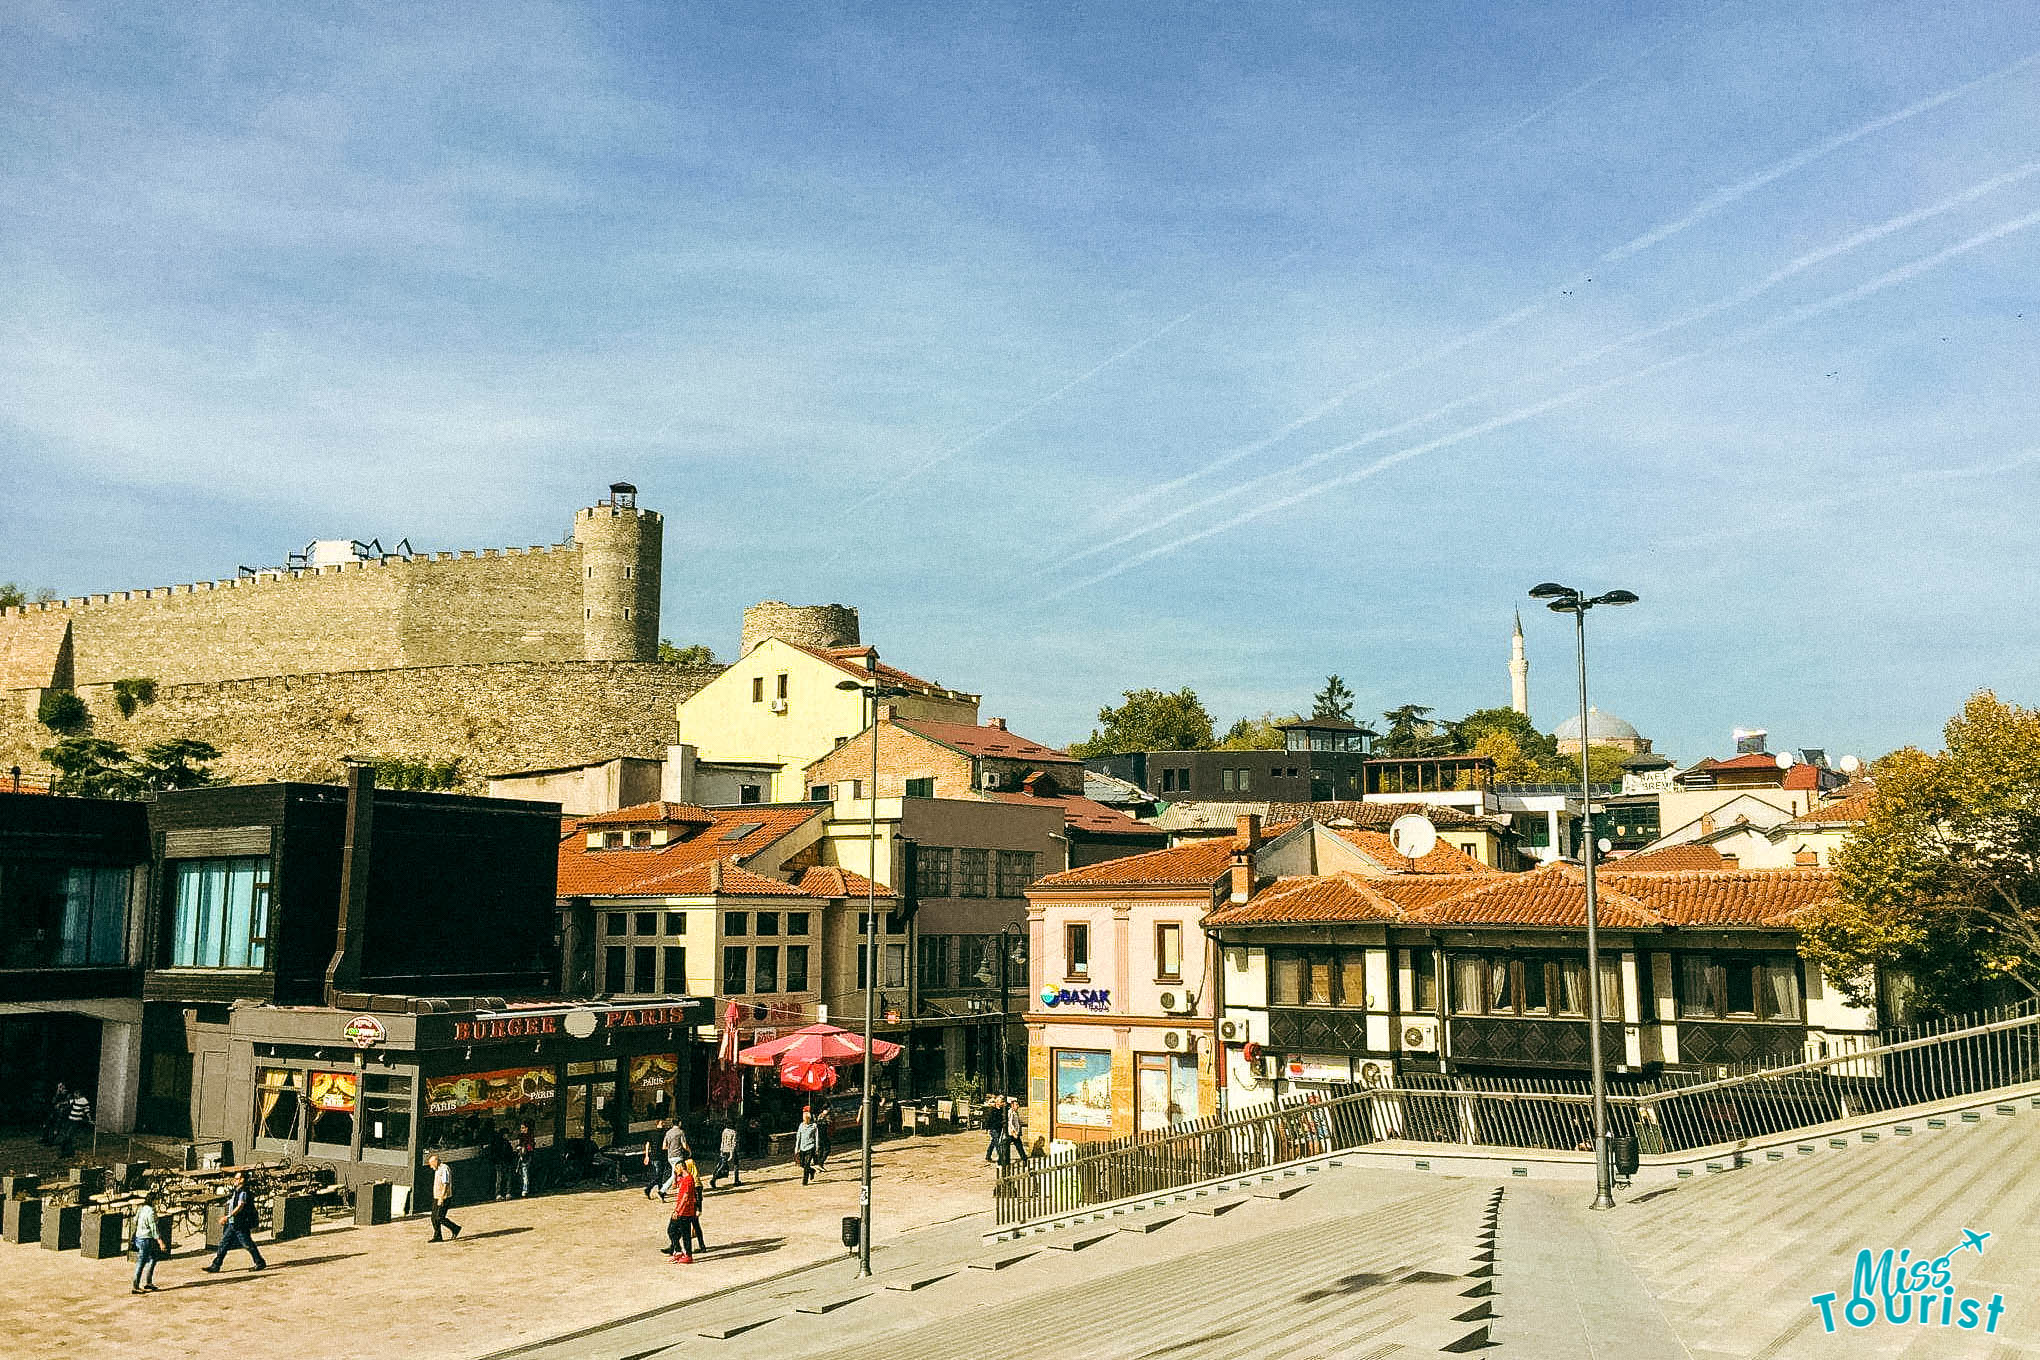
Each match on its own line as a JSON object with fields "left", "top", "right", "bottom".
{"left": 1799, "top": 691, "right": 2040, "bottom": 1017}
{"left": 1069, "top": 688, "right": 1216, "bottom": 758}
{"left": 1219, "top": 712, "right": 1300, "bottom": 751}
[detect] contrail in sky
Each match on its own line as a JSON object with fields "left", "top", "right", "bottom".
{"left": 1066, "top": 161, "right": 2040, "bottom": 567}
{"left": 1077, "top": 47, "right": 2040, "bottom": 537}
{"left": 1044, "top": 207, "right": 2040, "bottom": 600}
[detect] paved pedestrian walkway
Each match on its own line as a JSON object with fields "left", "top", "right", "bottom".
{"left": 0, "top": 1131, "right": 996, "bottom": 1360}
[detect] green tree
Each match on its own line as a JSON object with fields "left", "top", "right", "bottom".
{"left": 1310, "top": 675, "right": 1355, "bottom": 723}
{"left": 1453, "top": 707, "right": 1564, "bottom": 775}
{"left": 1218, "top": 712, "right": 1299, "bottom": 750}
{"left": 37, "top": 690, "right": 89, "bottom": 734}
{"left": 1376, "top": 704, "right": 1453, "bottom": 757}
{"left": 136, "top": 738, "right": 221, "bottom": 790}
{"left": 658, "top": 640, "right": 718, "bottom": 667}
{"left": 41, "top": 737, "right": 142, "bottom": 798}
{"left": 1799, "top": 692, "right": 2040, "bottom": 1016}
{"left": 1550, "top": 744, "right": 1629, "bottom": 787}
{"left": 1069, "top": 688, "right": 1216, "bottom": 758}
{"left": 111, "top": 677, "right": 158, "bottom": 719}
{"left": 370, "top": 756, "right": 464, "bottom": 791}
{"left": 0, "top": 583, "right": 57, "bottom": 609}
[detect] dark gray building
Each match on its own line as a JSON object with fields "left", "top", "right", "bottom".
{"left": 1087, "top": 718, "right": 1374, "bottom": 804}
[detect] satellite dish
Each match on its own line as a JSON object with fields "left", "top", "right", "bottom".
{"left": 1389, "top": 814, "right": 1438, "bottom": 861}
{"left": 1839, "top": 754, "right": 1863, "bottom": 775}
{"left": 1775, "top": 751, "right": 1797, "bottom": 770}
{"left": 1598, "top": 837, "right": 1613, "bottom": 854}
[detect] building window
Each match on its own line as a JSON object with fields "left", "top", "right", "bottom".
{"left": 915, "top": 845, "right": 953, "bottom": 898}
{"left": 1411, "top": 949, "right": 1438, "bottom": 1011}
{"left": 754, "top": 946, "right": 779, "bottom": 993}
{"left": 635, "top": 911, "right": 657, "bottom": 934}
{"left": 361, "top": 1073, "right": 412, "bottom": 1151}
{"left": 739, "top": 784, "right": 762, "bottom": 804}
{"left": 1679, "top": 954, "right": 1800, "bottom": 1021}
{"left": 1155, "top": 922, "right": 1182, "bottom": 981}
{"left": 755, "top": 912, "right": 779, "bottom": 936}
{"left": 605, "top": 912, "right": 626, "bottom": 936}
{"left": 1447, "top": 952, "right": 1623, "bottom": 1019}
{"left": 0, "top": 862, "right": 130, "bottom": 968}
{"left": 918, "top": 934, "right": 951, "bottom": 990}
{"left": 168, "top": 857, "right": 270, "bottom": 969}
{"left": 722, "top": 946, "right": 747, "bottom": 996}
{"left": 1238, "top": 768, "right": 1252, "bottom": 793}
{"left": 1269, "top": 948, "right": 1369, "bottom": 1007}
{"left": 1222, "top": 768, "right": 1235, "bottom": 792}
{"left": 603, "top": 831, "right": 624, "bottom": 848}
{"left": 633, "top": 945, "right": 656, "bottom": 993}
{"left": 1065, "top": 923, "right": 1089, "bottom": 980}
{"left": 254, "top": 1068, "right": 303, "bottom": 1142}
{"left": 665, "top": 912, "right": 685, "bottom": 934}
{"left": 810, "top": 785, "right": 831, "bottom": 801}
{"left": 957, "top": 848, "right": 990, "bottom": 897}
{"left": 785, "top": 945, "right": 809, "bottom": 992}
{"left": 905, "top": 777, "right": 935, "bottom": 798}
{"left": 604, "top": 947, "right": 627, "bottom": 994}
{"left": 724, "top": 912, "right": 747, "bottom": 937}
{"left": 994, "top": 850, "right": 1037, "bottom": 897}
{"left": 752, "top": 676, "right": 764, "bottom": 703}
{"left": 663, "top": 946, "right": 686, "bottom": 992}
{"left": 883, "top": 942, "right": 907, "bottom": 989}
{"left": 776, "top": 673, "right": 789, "bottom": 700}
{"left": 629, "top": 830, "right": 651, "bottom": 848}
{"left": 786, "top": 912, "right": 811, "bottom": 935}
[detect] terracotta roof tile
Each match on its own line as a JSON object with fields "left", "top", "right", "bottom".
{"left": 894, "top": 717, "right": 1073, "bottom": 763}
{"left": 1269, "top": 800, "right": 1492, "bottom": 830}
{"left": 984, "top": 790, "right": 1161, "bottom": 836}
{"left": 1396, "top": 863, "right": 1664, "bottom": 928}
{"left": 1205, "top": 873, "right": 1402, "bottom": 926}
{"left": 1609, "top": 843, "right": 1729, "bottom": 872}
{"left": 635, "top": 859, "right": 808, "bottom": 896}
{"left": 1605, "top": 867, "right": 1835, "bottom": 925}
{"left": 1034, "top": 838, "right": 1235, "bottom": 889}
{"left": 798, "top": 644, "right": 965, "bottom": 697}
{"left": 576, "top": 801, "right": 716, "bottom": 828}
{"left": 556, "top": 804, "right": 820, "bottom": 896}
{"left": 795, "top": 866, "right": 891, "bottom": 897}
{"left": 1329, "top": 827, "right": 1497, "bottom": 875}
{"left": 1793, "top": 789, "right": 1876, "bottom": 825}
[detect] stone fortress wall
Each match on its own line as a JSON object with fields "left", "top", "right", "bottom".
{"left": 0, "top": 486, "right": 691, "bottom": 789}
{"left": 739, "top": 601, "right": 860, "bottom": 657}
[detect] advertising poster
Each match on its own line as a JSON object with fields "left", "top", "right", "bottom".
{"left": 630, "top": 1053, "right": 679, "bottom": 1091}
{"left": 1055, "top": 1049, "right": 1112, "bottom": 1130}
{"left": 426, "top": 1066, "right": 557, "bottom": 1116}
{"left": 309, "top": 1070, "right": 358, "bottom": 1112}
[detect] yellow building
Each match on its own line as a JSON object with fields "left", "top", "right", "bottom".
{"left": 674, "top": 637, "right": 978, "bottom": 803}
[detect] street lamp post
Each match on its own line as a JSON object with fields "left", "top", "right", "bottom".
{"left": 1528, "top": 581, "right": 1637, "bottom": 1212}
{"left": 836, "top": 679, "right": 910, "bottom": 1276}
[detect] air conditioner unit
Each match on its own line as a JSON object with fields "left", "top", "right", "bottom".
{"left": 1217, "top": 1017, "right": 1248, "bottom": 1044}
{"left": 1356, "top": 1059, "right": 1393, "bottom": 1088}
{"left": 1161, "top": 1028, "right": 1196, "bottom": 1053}
{"left": 980, "top": 771, "right": 1003, "bottom": 789}
{"left": 1158, "top": 989, "right": 1196, "bottom": 1016}
{"left": 768, "top": 698, "right": 788, "bottom": 714}
{"left": 1256, "top": 1053, "right": 1282, "bottom": 1080}
{"left": 1401, "top": 1018, "right": 1440, "bottom": 1053}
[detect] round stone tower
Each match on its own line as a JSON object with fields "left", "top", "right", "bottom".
{"left": 575, "top": 482, "right": 662, "bottom": 661}
{"left": 741, "top": 601, "right": 859, "bottom": 656}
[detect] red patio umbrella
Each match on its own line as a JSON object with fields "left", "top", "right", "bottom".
{"left": 736, "top": 1022, "right": 902, "bottom": 1068}
{"left": 778, "top": 1058, "right": 840, "bottom": 1092}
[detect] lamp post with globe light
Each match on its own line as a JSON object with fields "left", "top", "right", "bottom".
{"left": 1527, "top": 582, "right": 1637, "bottom": 1211}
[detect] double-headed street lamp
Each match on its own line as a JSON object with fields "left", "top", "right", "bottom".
{"left": 1528, "top": 581, "right": 1637, "bottom": 1212}
{"left": 835, "top": 678, "right": 915, "bottom": 1276}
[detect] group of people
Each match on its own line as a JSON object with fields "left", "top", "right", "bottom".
{"left": 126, "top": 1169, "right": 270, "bottom": 1295}
{"left": 982, "top": 1094, "right": 1024, "bottom": 1168}
{"left": 637, "top": 1117, "right": 745, "bottom": 1264}
{"left": 40, "top": 1081, "right": 94, "bottom": 1158}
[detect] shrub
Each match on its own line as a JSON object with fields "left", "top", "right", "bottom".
{"left": 37, "top": 690, "right": 88, "bottom": 733}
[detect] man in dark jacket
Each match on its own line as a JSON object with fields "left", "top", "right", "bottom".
{"left": 201, "top": 1172, "right": 267, "bottom": 1272}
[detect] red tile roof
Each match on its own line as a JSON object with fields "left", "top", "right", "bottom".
{"left": 1609, "top": 843, "right": 1729, "bottom": 872}
{"left": 576, "top": 801, "right": 715, "bottom": 828}
{"left": 1034, "top": 837, "right": 1236, "bottom": 889}
{"left": 1329, "top": 827, "right": 1497, "bottom": 875}
{"left": 636, "top": 859, "right": 809, "bottom": 897}
{"left": 1394, "top": 863, "right": 1664, "bottom": 928}
{"left": 985, "top": 790, "right": 1161, "bottom": 837}
{"left": 795, "top": 866, "right": 891, "bottom": 897}
{"left": 1604, "top": 867, "right": 1835, "bottom": 925}
{"left": 1794, "top": 789, "right": 1875, "bottom": 825}
{"left": 1271, "top": 800, "right": 1493, "bottom": 831}
{"left": 1205, "top": 873, "right": 1404, "bottom": 926}
{"left": 894, "top": 717, "right": 1073, "bottom": 763}
{"left": 799, "top": 644, "right": 961, "bottom": 697}
{"left": 556, "top": 804, "right": 820, "bottom": 896}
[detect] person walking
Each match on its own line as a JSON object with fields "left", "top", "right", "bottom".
{"left": 983, "top": 1094, "right": 1005, "bottom": 1164}
{"left": 130, "top": 1194, "right": 168, "bottom": 1294}
{"left": 659, "top": 1117, "right": 689, "bottom": 1197}
{"left": 43, "top": 1082, "right": 69, "bottom": 1146}
{"left": 485, "top": 1127, "right": 515, "bottom": 1201}
{"left": 813, "top": 1108, "right": 832, "bottom": 1171}
{"left": 58, "top": 1087, "right": 93, "bottom": 1158}
{"left": 643, "top": 1118, "right": 672, "bottom": 1200}
{"left": 666, "top": 1160, "right": 700, "bottom": 1263}
{"left": 679, "top": 1158, "right": 707, "bottom": 1255}
{"left": 201, "top": 1172, "right": 266, "bottom": 1273}
{"left": 1000, "top": 1097, "right": 1021, "bottom": 1171}
{"left": 795, "top": 1109, "right": 820, "bottom": 1186}
{"left": 708, "top": 1119, "right": 742, "bottom": 1188}
{"left": 514, "top": 1119, "right": 536, "bottom": 1198}
{"left": 426, "top": 1154, "right": 462, "bottom": 1242}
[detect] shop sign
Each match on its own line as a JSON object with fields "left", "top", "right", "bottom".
{"left": 427, "top": 1067, "right": 557, "bottom": 1116}
{"left": 310, "top": 1071, "right": 358, "bottom": 1112}
{"left": 602, "top": 1004, "right": 696, "bottom": 1029}
{"left": 449, "top": 1003, "right": 696, "bottom": 1043}
{"left": 1039, "top": 985, "right": 1112, "bottom": 1012}
{"left": 629, "top": 1054, "right": 679, "bottom": 1091}
{"left": 344, "top": 1015, "right": 386, "bottom": 1049}
{"left": 1284, "top": 1055, "right": 1353, "bottom": 1084}
{"left": 1054, "top": 1050, "right": 1113, "bottom": 1129}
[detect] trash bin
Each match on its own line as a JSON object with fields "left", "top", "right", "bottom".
{"left": 272, "top": 1193, "right": 315, "bottom": 1241}
{"left": 4, "top": 1197, "right": 43, "bottom": 1245}
{"left": 354, "top": 1180, "right": 393, "bottom": 1227}
{"left": 40, "top": 1203, "right": 82, "bottom": 1252}
{"left": 1610, "top": 1135, "right": 1640, "bottom": 1178}
{"left": 81, "top": 1209, "right": 127, "bottom": 1259}
{"left": 840, "top": 1215, "right": 860, "bottom": 1250}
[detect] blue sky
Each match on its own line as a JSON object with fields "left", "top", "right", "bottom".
{"left": 4, "top": 1, "right": 2037, "bottom": 764}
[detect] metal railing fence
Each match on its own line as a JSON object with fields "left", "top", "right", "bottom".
{"left": 994, "top": 1002, "right": 2040, "bottom": 1225}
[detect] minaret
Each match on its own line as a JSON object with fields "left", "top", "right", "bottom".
{"left": 1509, "top": 610, "right": 1529, "bottom": 717}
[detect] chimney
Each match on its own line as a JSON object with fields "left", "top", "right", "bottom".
{"left": 876, "top": 703, "right": 896, "bottom": 722}
{"left": 1720, "top": 853, "right": 1739, "bottom": 870}
{"left": 710, "top": 859, "right": 725, "bottom": 892}
{"left": 323, "top": 764, "right": 375, "bottom": 1005}
{"left": 987, "top": 717, "right": 1007, "bottom": 731}
{"left": 1229, "top": 814, "right": 1261, "bottom": 904}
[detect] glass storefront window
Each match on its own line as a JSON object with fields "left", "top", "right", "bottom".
{"left": 362, "top": 1073, "right": 412, "bottom": 1151}
{"left": 422, "top": 1066, "right": 557, "bottom": 1151}
{"left": 307, "top": 1070, "right": 357, "bottom": 1146}
{"left": 255, "top": 1068, "right": 303, "bottom": 1142}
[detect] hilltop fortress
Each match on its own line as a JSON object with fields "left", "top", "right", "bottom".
{"left": 0, "top": 484, "right": 717, "bottom": 787}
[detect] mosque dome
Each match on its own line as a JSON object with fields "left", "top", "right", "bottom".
{"left": 1553, "top": 707, "right": 1642, "bottom": 743}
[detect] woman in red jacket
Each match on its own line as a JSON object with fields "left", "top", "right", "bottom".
{"left": 667, "top": 1160, "right": 701, "bottom": 1263}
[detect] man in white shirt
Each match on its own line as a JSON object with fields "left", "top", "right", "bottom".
{"left": 710, "top": 1121, "right": 742, "bottom": 1188}
{"left": 426, "top": 1154, "right": 462, "bottom": 1242}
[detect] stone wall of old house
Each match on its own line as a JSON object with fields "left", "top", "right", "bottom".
{"left": 0, "top": 661, "right": 719, "bottom": 791}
